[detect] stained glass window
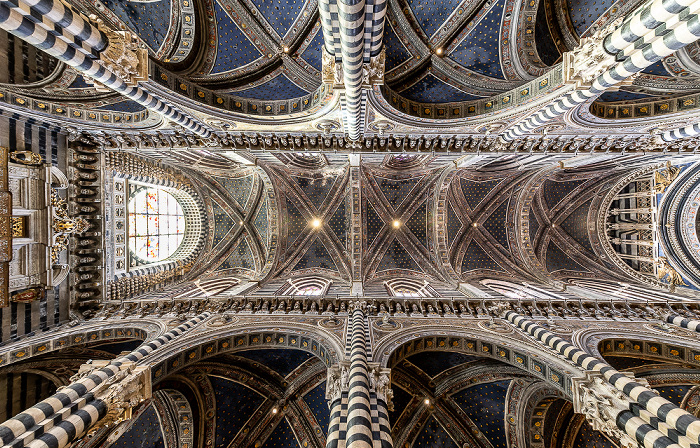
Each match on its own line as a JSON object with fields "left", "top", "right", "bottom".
{"left": 128, "top": 188, "right": 185, "bottom": 262}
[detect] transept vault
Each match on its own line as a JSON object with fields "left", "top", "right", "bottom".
{"left": 6, "top": 0, "right": 700, "bottom": 447}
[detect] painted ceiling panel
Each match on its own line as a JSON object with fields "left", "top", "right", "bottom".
{"left": 300, "top": 27, "right": 324, "bottom": 71}
{"left": 377, "top": 176, "right": 422, "bottom": 210}
{"left": 384, "top": 22, "right": 412, "bottom": 71}
{"left": 407, "top": 0, "right": 461, "bottom": 38}
{"left": 603, "top": 356, "right": 664, "bottom": 370}
{"left": 567, "top": 0, "right": 616, "bottom": 36}
{"left": 236, "top": 348, "right": 314, "bottom": 377}
{"left": 232, "top": 73, "right": 310, "bottom": 100}
{"left": 292, "top": 238, "right": 338, "bottom": 272}
{"left": 449, "top": 0, "right": 506, "bottom": 79}
{"left": 112, "top": 405, "right": 165, "bottom": 448}
{"left": 545, "top": 241, "right": 587, "bottom": 272}
{"left": 389, "top": 385, "right": 413, "bottom": 428}
{"left": 255, "top": 0, "right": 306, "bottom": 40}
{"left": 329, "top": 202, "right": 347, "bottom": 244}
{"left": 217, "top": 239, "right": 254, "bottom": 271}
{"left": 89, "top": 339, "right": 143, "bottom": 355}
{"left": 642, "top": 60, "right": 671, "bottom": 76}
{"left": 367, "top": 201, "right": 384, "bottom": 246}
{"left": 212, "top": 1, "right": 263, "bottom": 74}
{"left": 560, "top": 200, "right": 593, "bottom": 252}
{"left": 446, "top": 202, "right": 462, "bottom": 247}
{"left": 460, "top": 178, "right": 501, "bottom": 209}
{"left": 452, "top": 380, "right": 510, "bottom": 448}
{"left": 377, "top": 239, "right": 422, "bottom": 272}
{"left": 261, "top": 417, "right": 299, "bottom": 448}
{"left": 461, "top": 241, "right": 504, "bottom": 272}
{"left": 534, "top": 0, "right": 560, "bottom": 66}
{"left": 213, "top": 175, "right": 254, "bottom": 209}
{"left": 303, "top": 381, "right": 330, "bottom": 435}
{"left": 406, "top": 200, "right": 428, "bottom": 247}
{"left": 211, "top": 376, "right": 266, "bottom": 447}
{"left": 294, "top": 175, "right": 336, "bottom": 209}
{"left": 406, "top": 351, "right": 481, "bottom": 377}
{"left": 528, "top": 209, "right": 539, "bottom": 238}
{"left": 68, "top": 75, "right": 91, "bottom": 89}
{"left": 482, "top": 200, "right": 509, "bottom": 249}
{"left": 413, "top": 417, "right": 459, "bottom": 448}
{"left": 286, "top": 198, "right": 307, "bottom": 245}
{"left": 542, "top": 179, "right": 586, "bottom": 210}
{"left": 399, "top": 74, "right": 483, "bottom": 103}
{"left": 653, "top": 385, "right": 693, "bottom": 406}
{"left": 97, "top": 101, "right": 146, "bottom": 113}
{"left": 597, "top": 91, "right": 655, "bottom": 102}
{"left": 102, "top": 0, "right": 171, "bottom": 52}
{"left": 254, "top": 198, "right": 270, "bottom": 248}
{"left": 572, "top": 421, "right": 615, "bottom": 448}
{"left": 212, "top": 202, "right": 237, "bottom": 247}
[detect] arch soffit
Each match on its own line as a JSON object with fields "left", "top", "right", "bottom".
{"left": 146, "top": 320, "right": 345, "bottom": 383}
{"left": 0, "top": 319, "right": 165, "bottom": 368}
{"left": 371, "top": 323, "right": 576, "bottom": 396}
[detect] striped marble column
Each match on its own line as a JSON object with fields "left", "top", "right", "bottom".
{"left": 374, "top": 396, "right": 392, "bottom": 448}
{"left": 0, "top": 2, "right": 211, "bottom": 137}
{"left": 504, "top": 310, "right": 698, "bottom": 447}
{"left": 346, "top": 303, "right": 372, "bottom": 448}
{"left": 0, "top": 313, "right": 210, "bottom": 448}
{"left": 325, "top": 395, "right": 343, "bottom": 448}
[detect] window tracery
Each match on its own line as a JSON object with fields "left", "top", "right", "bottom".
{"left": 128, "top": 188, "right": 186, "bottom": 262}
{"left": 384, "top": 279, "right": 439, "bottom": 297}
{"left": 277, "top": 277, "right": 331, "bottom": 296}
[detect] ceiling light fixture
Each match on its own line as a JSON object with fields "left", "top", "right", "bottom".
{"left": 312, "top": 218, "right": 322, "bottom": 228}
{"left": 393, "top": 220, "right": 401, "bottom": 228}
{"left": 435, "top": 48, "right": 443, "bottom": 55}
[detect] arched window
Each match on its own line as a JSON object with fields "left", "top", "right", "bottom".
{"left": 126, "top": 182, "right": 202, "bottom": 268}
{"left": 175, "top": 277, "right": 240, "bottom": 298}
{"left": 385, "top": 279, "right": 439, "bottom": 297}
{"left": 277, "top": 277, "right": 331, "bottom": 296}
{"left": 128, "top": 188, "right": 185, "bottom": 261}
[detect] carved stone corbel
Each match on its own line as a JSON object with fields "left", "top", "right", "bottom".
{"left": 362, "top": 49, "right": 385, "bottom": 86}
{"left": 368, "top": 363, "right": 393, "bottom": 411}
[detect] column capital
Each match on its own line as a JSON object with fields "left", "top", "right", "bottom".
{"left": 563, "top": 17, "right": 623, "bottom": 88}
{"left": 368, "top": 363, "right": 393, "bottom": 411}
{"left": 90, "top": 364, "right": 152, "bottom": 434}
{"left": 571, "top": 372, "right": 637, "bottom": 448}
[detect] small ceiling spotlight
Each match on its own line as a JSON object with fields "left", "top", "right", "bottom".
{"left": 311, "top": 218, "right": 322, "bottom": 228}
{"left": 272, "top": 407, "right": 278, "bottom": 414}
{"left": 424, "top": 398, "right": 431, "bottom": 405}
{"left": 393, "top": 220, "right": 401, "bottom": 228}
{"left": 472, "top": 222, "right": 478, "bottom": 227}
{"left": 435, "top": 48, "right": 443, "bottom": 55}
{"left": 283, "top": 46, "right": 290, "bottom": 53}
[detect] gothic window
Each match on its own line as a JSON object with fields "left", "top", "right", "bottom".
{"left": 175, "top": 278, "right": 240, "bottom": 298}
{"left": 385, "top": 279, "right": 439, "bottom": 297}
{"left": 128, "top": 188, "right": 186, "bottom": 262}
{"left": 277, "top": 277, "right": 331, "bottom": 296}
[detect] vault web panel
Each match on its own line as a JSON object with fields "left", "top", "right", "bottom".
{"left": 212, "top": 202, "right": 237, "bottom": 248}
{"left": 560, "top": 200, "right": 593, "bottom": 252}
{"left": 254, "top": 0, "right": 306, "bottom": 39}
{"left": 449, "top": 0, "right": 506, "bottom": 79}
{"left": 567, "top": 0, "right": 617, "bottom": 35}
{"left": 384, "top": 21, "right": 411, "bottom": 71}
{"left": 446, "top": 202, "right": 462, "bottom": 247}
{"left": 542, "top": 179, "right": 586, "bottom": 210}
{"left": 460, "top": 178, "right": 501, "bottom": 209}
{"left": 254, "top": 198, "right": 270, "bottom": 248}
{"left": 303, "top": 381, "right": 330, "bottom": 435}
{"left": 461, "top": 241, "right": 503, "bottom": 273}
{"left": 653, "top": 386, "right": 693, "bottom": 406}
{"left": 210, "top": 376, "right": 265, "bottom": 447}
{"left": 286, "top": 198, "right": 307, "bottom": 246}
{"left": 236, "top": 349, "right": 313, "bottom": 377}
{"left": 214, "top": 175, "right": 254, "bottom": 209}
{"left": 300, "top": 26, "right": 324, "bottom": 71}
{"left": 101, "top": 0, "right": 170, "bottom": 52}
{"left": 545, "top": 241, "right": 587, "bottom": 272}
{"left": 413, "top": 417, "right": 459, "bottom": 448}
{"left": 407, "top": 352, "right": 481, "bottom": 377}
{"left": 329, "top": 201, "right": 347, "bottom": 245}
{"left": 217, "top": 239, "right": 254, "bottom": 271}
{"left": 113, "top": 405, "right": 164, "bottom": 448}
{"left": 483, "top": 199, "right": 509, "bottom": 249}
{"left": 573, "top": 421, "right": 615, "bottom": 448}
{"left": 528, "top": 209, "right": 539, "bottom": 239}
{"left": 377, "top": 176, "right": 421, "bottom": 210}
{"left": 292, "top": 238, "right": 338, "bottom": 272}
{"left": 97, "top": 100, "right": 146, "bottom": 113}
{"left": 406, "top": 200, "right": 428, "bottom": 247}
{"left": 295, "top": 175, "right": 336, "bottom": 209}
{"left": 212, "top": 2, "right": 263, "bottom": 74}
{"left": 399, "top": 74, "right": 483, "bottom": 103}
{"left": 389, "top": 385, "right": 413, "bottom": 429}
{"left": 643, "top": 60, "right": 671, "bottom": 76}
{"left": 377, "top": 239, "right": 422, "bottom": 272}
{"left": 408, "top": 0, "right": 461, "bottom": 38}
{"left": 452, "top": 380, "right": 511, "bottom": 448}
{"left": 261, "top": 417, "right": 297, "bottom": 448}
{"left": 232, "top": 73, "right": 310, "bottom": 100}
{"left": 366, "top": 201, "right": 384, "bottom": 247}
